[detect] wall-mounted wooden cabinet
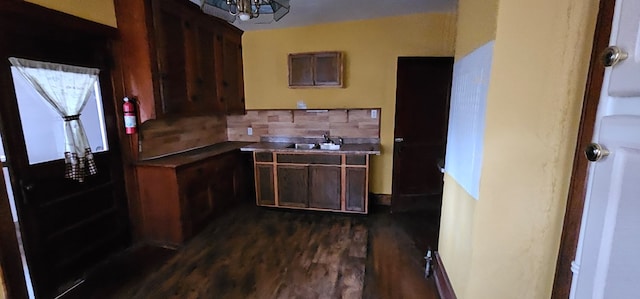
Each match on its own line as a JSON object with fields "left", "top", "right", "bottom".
{"left": 115, "top": 0, "right": 245, "bottom": 121}
{"left": 288, "top": 51, "right": 343, "bottom": 88}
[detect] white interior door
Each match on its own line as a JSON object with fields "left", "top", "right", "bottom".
{"left": 571, "top": 0, "right": 640, "bottom": 298}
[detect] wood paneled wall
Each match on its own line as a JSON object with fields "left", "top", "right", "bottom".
{"left": 138, "top": 115, "right": 228, "bottom": 159}
{"left": 227, "top": 109, "right": 381, "bottom": 142}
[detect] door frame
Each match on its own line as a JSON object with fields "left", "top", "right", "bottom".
{"left": 551, "top": 0, "right": 615, "bottom": 297}
{"left": 0, "top": 2, "right": 127, "bottom": 298}
{"left": 391, "top": 56, "right": 453, "bottom": 212}
{"left": 0, "top": 165, "right": 28, "bottom": 299}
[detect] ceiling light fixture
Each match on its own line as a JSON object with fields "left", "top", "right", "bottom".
{"left": 201, "top": 0, "right": 290, "bottom": 23}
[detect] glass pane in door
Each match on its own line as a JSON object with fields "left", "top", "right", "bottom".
{"left": 10, "top": 67, "right": 109, "bottom": 165}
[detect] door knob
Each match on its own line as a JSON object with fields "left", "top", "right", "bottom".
{"left": 23, "top": 183, "right": 35, "bottom": 191}
{"left": 601, "top": 46, "right": 628, "bottom": 67}
{"left": 584, "top": 143, "right": 609, "bottom": 162}
{"left": 394, "top": 137, "right": 404, "bottom": 142}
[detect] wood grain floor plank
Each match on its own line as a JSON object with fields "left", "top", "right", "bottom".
{"left": 64, "top": 203, "right": 440, "bottom": 299}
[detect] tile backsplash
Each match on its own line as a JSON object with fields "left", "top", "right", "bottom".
{"left": 227, "top": 109, "right": 381, "bottom": 142}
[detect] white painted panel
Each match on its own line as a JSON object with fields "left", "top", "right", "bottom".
{"left": 444, "top": 40, "right": 494, "bottom": 199}
{"left": 608, "top": 0, "right": 640, "bottom": 96}
{"left": 601, "top": 148, "right": 640, "bottom": 298}
{"left": 574, "top": 115, "right": 640, "bottom": 299}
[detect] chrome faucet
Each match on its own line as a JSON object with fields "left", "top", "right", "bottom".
{"left": 322, "top": 133, "right": 343, "bottom": 145}
{"left": 323, "top": 133, "right": 332, "bottom": 143}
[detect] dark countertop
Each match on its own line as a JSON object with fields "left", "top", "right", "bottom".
{"left": 137, "top": 141, "right": 254, "bottom": 168}
{"left": 240, "top": 142, "right": 381, "bottom": 155}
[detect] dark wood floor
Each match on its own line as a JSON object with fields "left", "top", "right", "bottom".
{"left": 62, "top": 202, "right": 440, "bottom": 299}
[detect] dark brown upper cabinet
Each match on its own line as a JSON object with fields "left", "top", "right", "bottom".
{"left": 288, "top": 51, "right": 343, "bottom": 88}
{"left": 218, "top": 26, "right": 246, "bottom": 115}
{"left": 115, "top": 0, "right": 245, "bottom": 120}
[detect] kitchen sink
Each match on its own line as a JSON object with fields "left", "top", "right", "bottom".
{"left": 319, "top": 143, "right": 340, "bottom": 150}
{"left": 288, "top": 143, "right": 319, "bottom": 150}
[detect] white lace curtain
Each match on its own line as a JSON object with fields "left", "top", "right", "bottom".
{"left": 9, "top": 57, "right": 100, "bottom": 182}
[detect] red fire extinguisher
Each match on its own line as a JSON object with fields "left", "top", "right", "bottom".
{"left": 123, "top": 97, "right": 137, "bottom": 135}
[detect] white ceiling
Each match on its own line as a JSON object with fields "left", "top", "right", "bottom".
{"left": 190, "top": 0, "right": 458, "bottom": 31}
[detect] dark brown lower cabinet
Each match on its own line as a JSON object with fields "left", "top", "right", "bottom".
{"left": 253, "top": 152, "right": 369, "bottom": 213}
{"left": 179, "top": 165, "right": 214, "bottom": 237}
{"left": 277, "top": 165, "right": 309, "bottom": 208}
{"left": 137, "top": 149, "right": 245, "bottom": 246}
{"left": 255, "top": 164, "right": 275, "bottom": 205}
{"left": 345, "top": 167, "right": 367, "bottom": 212}
{"left": 309, "top": 166, "right": 341, "bottom": 210}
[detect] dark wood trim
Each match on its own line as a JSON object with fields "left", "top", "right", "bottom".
{"left": 433, "top": 251, "right": 456, "bottom": 299}
{"left": 551, "top": 0, "right": 615, "bottom": 298}
{"left": 370, "top": 193, "right": 391, "bottom": 206}
{"left": 0, "top": 162, "right": 28, "bottom": 299}
{"left": 110, "top": 38, "right": 143, "bottom": 242}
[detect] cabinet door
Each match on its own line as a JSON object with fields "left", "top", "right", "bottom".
{"left": 308, "top": 166, "right": 341, "bottom": 210}
{"left": 183, "top": 19, "right": 221, "bottom": 114}
{"left": 179, "top": 165, "right": 213, "bottom": 238}
{"left": 154, "top": 2, "right": 188, "bottom": 116}
{"left": 255, "top": 164, "right": 275, "bottom": 205}
{"left": 197, "top": 23, "right": 223, "bottom": 113}
{"left": 209, "top": 159, "right": 234, "bottom": 211}
{"left": 314, "top": 52, "right": 343, "bottom": 87}
{"left": 288, "top": 54, "right": 314, "bottom": 86}
{"left": 219, "top": 29, "right": 245, "bottom": 115}
{"left": 345, "top": 167, "right": 367, "bottom": 212}
{"left": 277, "top": 165, "right": 308, "bottom": 208}
{"left": 183, "top": 18, "right": 199, "bottom": 112}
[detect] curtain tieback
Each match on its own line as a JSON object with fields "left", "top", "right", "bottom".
{"left": 63, "top": 114, "right": 80, "bottom": 121}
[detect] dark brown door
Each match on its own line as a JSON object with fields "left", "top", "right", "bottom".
{"left": 391, "top": 57, "right": 453, "bottom": 212}
{"left": 0, "top": 18, "right": 130, "bottom": 298}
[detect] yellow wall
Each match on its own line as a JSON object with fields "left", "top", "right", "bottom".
{"left": 454, "top": 0, "right": 498, "bottom": 59}
{"left": 242, "top": 13, "right": 457, "bottom": 194}
{"left": 0, "top": 270, "right": 5, "bottom": 299}
{"left": 25, "top": 0, "right": 117, "bottom": 27}
{"left": 439, "top": 0, "right": 599, "bottom": 298}
{"left": 438, "top": 0, "right": 498, "bottom": 296}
